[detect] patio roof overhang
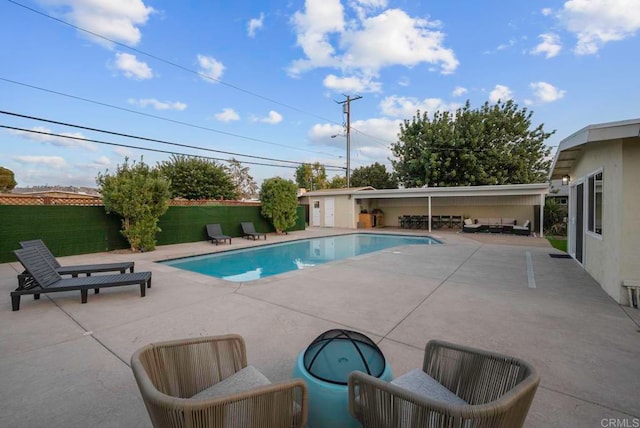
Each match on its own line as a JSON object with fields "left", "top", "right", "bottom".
{"left": 550, "top": 118, "right": 640, "bottom": 180}
{"left": 303, "top": 183, "right": 550, "bottom": 200}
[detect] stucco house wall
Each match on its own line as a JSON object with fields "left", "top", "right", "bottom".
{"left": 621, "top": 140, "right": 640, "bottom": 294}
{"left": 550, "top": 118, "right": 640, "bottom": 305}
{"left": 571, "top": 140, "right": 624, "bottom": 302}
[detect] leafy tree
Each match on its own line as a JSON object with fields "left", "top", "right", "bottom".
{"left": 327, "top": 175, "right": 347, "bottom": 189}
{"left": 228, "top": 158, "right": 258, "bottom": 200}
{"left": 260, "top": 177, "right": 298, "bottom": 233}
{"left": 0, "top": 166, "right": 17, "bottom": 192}
{"left": 159, "top": 155, "right": 236, "bottom": 200}
{"left": 295, "top": 162, "right": 327, "bottom": 190}
{"left": 391, "top": 100, "right": 553, "bottom": 187}
{"left": 97, "top": 158, "right": 171, "bottom": 252}
{"left": 350, "top": 163, "right": 398, "bottom": 189}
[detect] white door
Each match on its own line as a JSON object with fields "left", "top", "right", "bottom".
{"left": 324, "top": 198, "right": 335, "bottom": 227}
{"left": 312, "top": 200, "right": 321, "bottom": 227}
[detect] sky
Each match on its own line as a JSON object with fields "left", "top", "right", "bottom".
{"left": 1, "top": 0, "right": 639, "bottom": 189}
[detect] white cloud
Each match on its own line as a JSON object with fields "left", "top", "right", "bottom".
{"left": 8, "top": 126, "right": 97, "bottom": 151}
{"left": 452, "top": 86, "right": 467, "bottom": 97}
{"left": 307, "top": 117, "right": 400, "bottom": 164}
{"left": 397, "top": 76, "right": 410, "bottom": 86}
{"left": 560, "top": 0, "right": 640, "bottom": 55}
{"left": 541, "top": 8, "right": 553, "bottom": 16}
{"left": 531, "top": 33, "right": 562, "bottom": 58}
{"left": 530, "top": 81, "right": 566, "bottom": 103}
{"left": 289, "top": 2, "right": 458, "bottom": 76}
{"left": 489, "top": 85, "right": 513, "bottom": 103}
{"left": 13, "top": 155, "right": 67, "bottom": 168}
{"left": 197, "top": 54, "right": 225, "bottom": 82}
{"left": 44, "top": 0, "right": 155, "bottom": 48}
{"left": 215, "top": 108, "right": 240, "bottom": 122}
{"left": 323, "top": 74, "right": 381, "bottom": 93}
{"left": 128, "top": 98, "right": 186, "bottom": 110}
{"left": 380, "top": 95, "right": 459, "bottom": 118}
{"left": 254, "top": 110, "right": 283, "bottom": 125}
{"left": 114, "top": 52, "right": 153, "bottom": 79}
{"left": 113, "top": 147, "right": 134, "bottom": 158}
{"left": 247, "top": 13, "right": 264, "bottom": 37}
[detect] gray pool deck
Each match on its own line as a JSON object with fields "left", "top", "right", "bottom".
{"left": 1, "top": 228, "right": 639, "bottom": 427}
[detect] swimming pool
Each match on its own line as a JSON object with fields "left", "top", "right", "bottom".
{"left": 161, "top": 233, "right": 440, "bottom": 282}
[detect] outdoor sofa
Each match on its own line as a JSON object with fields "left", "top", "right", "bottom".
{"left": 11, "top": 247, "right": 151, "bottom": 311}
{"left": 512, "top": 220, "right": 531, "bottom": 236}
{"left": 17, "top": 239, "right": 134, "bottom": 288}
{"left": 463, "top": 218, "right": 517, "bottom": 234}
{"left": 131, "top": 334, "right": 307, "bottom": 428}
{"left": 205, "top": 224, "right": 231, "bottom": 245}
{"left": 349, "top": 339, "right": 540, "bottom": 428}
{"left": 241, "top": 222, "right": 267, "bottom": 240}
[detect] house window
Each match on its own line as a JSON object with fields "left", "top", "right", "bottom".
{"left": 587, "top": 170, "right": 603, "bottom": 235}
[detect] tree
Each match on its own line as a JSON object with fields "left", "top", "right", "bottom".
{"left": 0, "top": 166, "right": 17, "bottom": 192}
{"left": 391, "top": 100, "right": 553, "bottom": 187}
{"left": 227, "top": 158, "right": 258, "bottom": 200}
{"left": 97, "top": 158, "right": 171, "bottom": 252}
{"left": 327, "top": 175, "right": 347, "bottom": 189}
{"left": 294, "top": 162, "right": 327, "bottom": 190}
{"left": 350, "top": 163, "right": 398, "bottom": 189}
{"left": 260, "top": 177, "right": 298, "bottom": 233}
{"left": 159, "top": 155, "right": 236, "bottom": 200}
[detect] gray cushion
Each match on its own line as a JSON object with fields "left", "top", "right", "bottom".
{"left": 391, "top": 369, "right": 467, "bottom": 405}
{"left": 192, "top": 365, "right": 271, "bottom": 399}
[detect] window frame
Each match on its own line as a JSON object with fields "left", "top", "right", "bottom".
{"left": 586, "top": 168, "right": 603, "bottom": 238}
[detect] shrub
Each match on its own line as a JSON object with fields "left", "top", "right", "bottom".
{"left": 260, "top": 177, "right": 298, "bottom": 233}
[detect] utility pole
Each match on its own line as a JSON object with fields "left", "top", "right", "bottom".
{"left": 336, "top": 95, "right": 362, "bottom": 188}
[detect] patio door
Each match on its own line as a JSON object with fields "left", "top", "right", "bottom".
{"left": 324, "top": 198, "right": 335, "bottom": 227}
{"left": 570, "top": 183, "right": 584, "bottom": 263}
{"left": 312, "top": 200, "right": 321, "bottom": 227}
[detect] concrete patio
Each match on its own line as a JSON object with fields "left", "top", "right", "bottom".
{"left": 1, "top": 228, "right": 639, "bottom": 427}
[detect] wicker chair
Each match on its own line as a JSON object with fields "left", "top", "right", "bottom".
{"left": 131, "top": 334, "right": 307, "bottom": 428}
{"left": 348, "top": 340, "right": 539, "bottom": 428}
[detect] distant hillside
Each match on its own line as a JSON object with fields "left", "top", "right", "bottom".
{"left": 13, "top": 185, "right": 100, "bottom": 196}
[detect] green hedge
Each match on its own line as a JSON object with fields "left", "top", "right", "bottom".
{"left": 0, "top": 205, "right": 306, "bottom": 263}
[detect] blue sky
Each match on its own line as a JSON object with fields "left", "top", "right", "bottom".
{"left": 1, "top": 0, "right": 639, "bottom": 189}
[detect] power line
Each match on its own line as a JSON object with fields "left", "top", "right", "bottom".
{"left": 0, "top": 125, "right": 347, "bottom": 171}
{"left": 6, "top": 0, "right": 397, "bottom": 151}
{"left": 0, "top": 110, "right": 306, "bottom": 167}
{"left": 0, "top": 77, "right": 341, "bottom": 159}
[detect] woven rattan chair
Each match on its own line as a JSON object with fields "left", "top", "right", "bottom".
{"left": 349, "top": 339, "right": 539, "bottom": 428}
{"left": 131, "top": 334, "right": 307, "bottom": 428}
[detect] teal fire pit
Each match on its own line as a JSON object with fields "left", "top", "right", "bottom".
{"left": 292, "top": 329, "right": 393, "bottom": 428}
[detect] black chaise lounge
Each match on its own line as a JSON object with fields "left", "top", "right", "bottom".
{"left": 241, "top": 222, "right": 266, "bottom": 240}
{"left": 18, "top": 239, "right": 134, "bottom": 288}
{"left": 11, "top": 247, "right": 151, "bottom": 311}
{"left": 205, "top": 224, "right": 231, "bottom": 245}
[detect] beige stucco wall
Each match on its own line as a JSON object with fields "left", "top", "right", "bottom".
{"left": 376, "top": 196, "right": 538, "bottom": 228}
{"left": 620, "top": 139, "right": 640, "bottom": 300}
{"left": 304, "top": 195, "right": 355, "bottom": 228}
{"left": 571, "top": 139, "right": 624, "bottom": 303}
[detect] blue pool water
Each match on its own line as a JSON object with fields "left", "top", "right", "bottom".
{"left": 161, "top": 233, "right": 440, "bottom": 282}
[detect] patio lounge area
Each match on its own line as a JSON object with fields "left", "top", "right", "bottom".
{"left": 1, "top": 228, "right": 639, "bottom": 427}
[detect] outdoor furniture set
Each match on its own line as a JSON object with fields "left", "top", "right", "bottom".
{"left": 463, "top": 218, "right": 532, "bottom": 235}
{"left": 10, "top": 240, "right": 151, "bottom": 311}
{"left": 205, "top": 222, "right": 266, "bottom": 244}
{"left": 398, "top": 214, "right": 463, "bottom": 229}
{"left": 131, "top": 333, "right": 539, "bottom": 428}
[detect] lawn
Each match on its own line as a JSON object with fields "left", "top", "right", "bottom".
{"left": 547, "top": 237, "right": 567, "bottom": 252}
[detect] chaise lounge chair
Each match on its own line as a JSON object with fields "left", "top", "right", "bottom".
{"left": 17, "top": 239, "right": 134, "bottom": 289}
{"left": 205, "top": 224, "right": 231, "bottom": 245}
{"left": 241, "top": 222, "right": 266, "bottom": 240}
{"left": 131, "top": 334, "right": 308, "bottom": 428}
{"left": 349, "top": 339, "right": 540, "bottom": 428}
{"left": 11, "top": 247, "right": 151, "bottom": 311}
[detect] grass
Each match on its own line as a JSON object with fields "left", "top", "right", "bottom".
{"left": 547, "top": 237, "right": 567, "bottom": 252}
